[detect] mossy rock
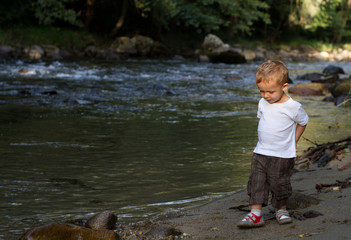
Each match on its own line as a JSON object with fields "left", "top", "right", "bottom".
{"left": 288, "top": 83, "right": 325, "bottom": 96}
{"left": 331, "top": 82, "right": 351, "bottom": 98}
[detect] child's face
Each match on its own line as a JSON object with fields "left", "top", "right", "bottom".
{"left": 257, "top": 80, "right": 289, "bottom": 104}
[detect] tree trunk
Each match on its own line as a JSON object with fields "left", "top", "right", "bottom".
{"left": 84, "top": 0, "right": 95, "bottom": 31}
{"left": 110, "top": 0, "right": 128, "bottom": 39}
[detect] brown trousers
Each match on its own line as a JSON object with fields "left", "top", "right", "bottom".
{"left": 247, "top": 153, "right": 295, "bottom": 209}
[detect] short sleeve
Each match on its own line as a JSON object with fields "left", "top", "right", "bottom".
{"left": 295, "top": 105, "right": 308, "bottom": 126}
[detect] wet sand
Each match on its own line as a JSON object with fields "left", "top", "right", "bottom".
{"left": 160, "top": 151, "right": 351, "bottom": 240}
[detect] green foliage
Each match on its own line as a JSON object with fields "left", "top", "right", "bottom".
{"left": 135, "top": 0, "right": 178, "bottom": 31}
{"left": 173, "top": 2, "right": 225, "bottom": 32}
{"left": 135, "top": 0, "right": 152, "bottom": 17}
{"left": 1, "top": 26, "right": 99, "bottom": 49}
{"left": 168, "top": 0, "right": 270, "bottom": 34}
{"left": 296, "top": 0, "right": 337, "bottom": 31}
{"left": 289, "top": 0, "right": 351, "bottom": 43}
{"left": 280, "top": 36, "right": 335, "bottom": 51}
{"left": 0, "top": 0, "right": 350, "bottom": 48}
{"left": 32, "top": 0, "right": 83, "bottom": 28}
{"left": 132, "top": 0, "right": 270, "bottom": 35}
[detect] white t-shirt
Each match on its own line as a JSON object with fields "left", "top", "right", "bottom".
{"left": 253, "top": 97, "right": 309, "bottom": 158}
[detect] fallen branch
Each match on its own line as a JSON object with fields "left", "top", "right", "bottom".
{"left": 297, "top": 136, "right": 351, "bottom": 167}
{"left": 315, "top": 177, "right": 351, "bottom": 192}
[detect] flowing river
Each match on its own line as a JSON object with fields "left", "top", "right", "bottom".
{"left": 0, "top": 59, "right": 350, "bottom": 239}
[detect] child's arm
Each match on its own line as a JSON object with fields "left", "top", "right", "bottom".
{"left": 295, "top": 124, "right": 307, "bottom": 151}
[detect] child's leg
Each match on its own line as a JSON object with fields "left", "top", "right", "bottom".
{"left": 267, "top": 156, "right": 295, "bottom": 224}
{"left": 237, "top": 154, "right": 268, "bottom": 228}
{"left": 251, "top": 204, "right": 262, "bottom": 215}
{"left": 247, "top": 154, "right": 270, "bottom": 207}
{"left": 251, "top": 204, "right": 262, "bottom": 210}
{"left": 268, "top": 156, "right": 295, "bottom": 208}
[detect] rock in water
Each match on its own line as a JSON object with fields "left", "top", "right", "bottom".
{"left": 288, "top": 84, "right": 324, "bottom": 96}
{"left": 322, "top": 65, "right": 345, "bottom": 74}
{"left": 20, "top": 223, "right": 120, "bottom": 240}
{"left": 296, "top": 73, "right": 323, "bottom": 81}
{"left": 85, "top": 211, "right": 118, "bottom": 230}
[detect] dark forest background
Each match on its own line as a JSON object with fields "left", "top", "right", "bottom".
{"left": 0, "top": 0, "right": 350, "bottom": 51}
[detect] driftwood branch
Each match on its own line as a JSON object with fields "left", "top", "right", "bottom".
{"left": 315, "top": 177, "right": 351, "bottom": 192}
{"left": 297, "top": 136, "right": 351, "bottom": 168}
{"left": 302, "top": 137, "right": 319, "bottom": 146}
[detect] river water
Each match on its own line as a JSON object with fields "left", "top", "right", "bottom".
{"left": 0, "top": 59, "right": 350, "bottom": 239}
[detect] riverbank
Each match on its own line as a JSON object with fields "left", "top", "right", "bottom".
{"left": 116, "top": 145, "right": 351, "bottom": 240}
{"left": 166, "top": 154, "right": 351, "bottom": 240}
{"left": 2, "top": 58, "right": 349, "bottom": 239}
{"left": 1, "top": 27, "right": 351, "bottom": 63}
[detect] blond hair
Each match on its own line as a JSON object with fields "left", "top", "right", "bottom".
{"left": 256, "top": 60, "right": 289, "bottom": 86}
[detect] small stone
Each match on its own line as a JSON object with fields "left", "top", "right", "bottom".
{"left": 85, "top": 211, "right": 118, "bottom": 230}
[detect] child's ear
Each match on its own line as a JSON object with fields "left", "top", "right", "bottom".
{"left": 282, "top": 83, "right": 289, "bottom": 91}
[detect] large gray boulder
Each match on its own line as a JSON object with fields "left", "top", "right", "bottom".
{"left": 112, "top": 35, "right": 154, "bottom": 56}
{"left": 201, "top": 34, "right": 246, "bottom": 64}
{"left": 25, "top": 45, "right": 44, "bottom": 59}
{"left": 202, "top": 34, "right": 224, "bottom": 51}
{"left": 242, "top": 49, "right": 256, "bottom": 61}
{"left": 42, "top": 45, "right": 62, "bottom": 59}
{"left": 132, "top": 35, "right": 154, "bottom": 56}
{"left": 114, "top": 36, "right": 137, "bottom": 55}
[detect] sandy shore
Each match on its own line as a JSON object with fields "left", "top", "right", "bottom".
{"left": 154, "top": 150, "right": 351, "bottom": 240}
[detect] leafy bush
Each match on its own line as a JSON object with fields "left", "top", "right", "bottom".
{"left": 32, "top": 0, "right": 83, "bottom": 28}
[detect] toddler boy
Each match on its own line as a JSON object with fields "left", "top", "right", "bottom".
{"left": 237, "top": 60, "right": 308, "bottom": 228}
